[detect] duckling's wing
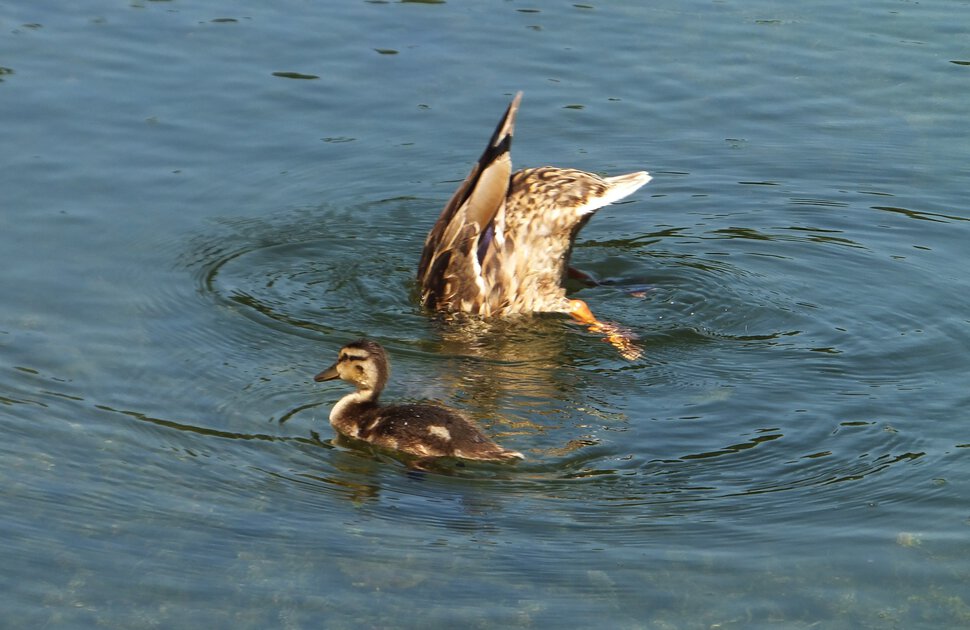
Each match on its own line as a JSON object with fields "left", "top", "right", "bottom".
{"left": 417, "top": 92, "right": 522, "bottom": 312}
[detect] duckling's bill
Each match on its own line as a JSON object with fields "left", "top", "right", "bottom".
{"left": 314, "top": 364, "right": 339, "bottom": 382}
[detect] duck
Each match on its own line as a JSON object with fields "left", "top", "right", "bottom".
{"left": 314, "top": 339, "right": 524, "bottom": 463}
{"left": 416, "top": 91, "right": 651, "bottom": 358}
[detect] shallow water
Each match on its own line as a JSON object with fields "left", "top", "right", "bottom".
{"left": 2, "top": 1, "right": 969, "bottom": 627}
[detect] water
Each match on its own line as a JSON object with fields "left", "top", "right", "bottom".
{"left": 2, "top": 1, "right": 969, "bottom": 627}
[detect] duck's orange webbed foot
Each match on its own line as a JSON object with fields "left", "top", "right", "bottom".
{"left": 568, "top": 299, "right": 642, "bottom": 361}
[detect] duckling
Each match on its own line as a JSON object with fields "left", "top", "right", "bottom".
{"left": 416, "top": 92, "right": 650, "bottom": 359}
{"left": 314, "top": 339, "right": 524, "bottom": 463}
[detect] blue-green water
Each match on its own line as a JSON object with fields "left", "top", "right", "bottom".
{"left": 2, "top": 1, "right": 969, "bottom": 627}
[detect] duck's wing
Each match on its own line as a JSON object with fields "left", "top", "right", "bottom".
{"left": 498, "top": 167, "right": 653, "bottom": 304}
{"left": 417, "top": 92, "right": 522, "bottom": 313}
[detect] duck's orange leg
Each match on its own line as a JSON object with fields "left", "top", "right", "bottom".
{"left": 568, "top": 299, "right": 642, "bottom": 360}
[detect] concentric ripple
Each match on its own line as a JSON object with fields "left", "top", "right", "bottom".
{"left": 184, "top": 203, "right": 429, "bottom": 344}
{"left": 166, "top": 196, "right": 947, "bottom": 546}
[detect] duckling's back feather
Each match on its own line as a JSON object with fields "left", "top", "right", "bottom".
{"left": 334, "top": 399, "right": 524, "bottom": 461}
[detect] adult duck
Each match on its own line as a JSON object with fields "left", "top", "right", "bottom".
{"left": 417, "top": 92, "right": 650, "bottom": 358}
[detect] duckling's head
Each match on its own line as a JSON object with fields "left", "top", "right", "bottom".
{"left": 314, "top": 338, "right": 390, "bottom": 394}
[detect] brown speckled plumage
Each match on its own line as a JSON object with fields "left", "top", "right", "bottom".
{"left": 314, "top": 339, "right": 523, "bottom": 462}
{"left": 417, "top": 91, "right": 651, "bottom": 318}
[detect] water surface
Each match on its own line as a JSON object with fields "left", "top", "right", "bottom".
{"left": 2, "top": 1, "right": 969, "bottom": 627}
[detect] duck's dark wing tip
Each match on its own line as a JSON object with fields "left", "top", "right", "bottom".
{"left": 488, "top": 91, "right": 523, "bottom": 152}
{"left": 418, "top": 92, "right": 524, "bottom": 293}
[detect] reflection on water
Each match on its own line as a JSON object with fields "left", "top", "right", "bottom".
{"left": 177, "top": 197, "right": 931, "bottom": 501}
{"left": 184, "top": 202, "right": 649, "bottom": 460}
{"left": 872, "top": 204, "right": 970, "bottom": 224}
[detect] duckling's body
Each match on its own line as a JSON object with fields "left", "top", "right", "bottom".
{"left": 315, "top": 339, "right": 523, "bottom": 462}
{"left": 417, "top": 91, "right": 651, "bottom": 319}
